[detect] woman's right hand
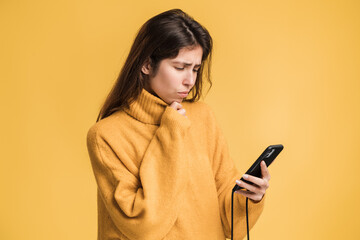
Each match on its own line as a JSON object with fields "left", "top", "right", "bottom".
{"left": 169, "top": 101, "right": 187, "bottom": 118}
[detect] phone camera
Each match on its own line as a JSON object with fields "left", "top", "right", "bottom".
{"left": 264, "top": 149, "right": 275, "bottom": 158}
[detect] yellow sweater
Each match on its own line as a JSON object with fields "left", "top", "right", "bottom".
{"left": 86, "top": 88, "right": 265, "bottom": 240}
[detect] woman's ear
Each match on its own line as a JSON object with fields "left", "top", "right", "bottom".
{"left": 141, "top": 58, "right": 151, "bottom": 75}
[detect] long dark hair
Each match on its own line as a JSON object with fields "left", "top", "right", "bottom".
{"left": 96, "top": 9, "right": 213, "bottom": 122}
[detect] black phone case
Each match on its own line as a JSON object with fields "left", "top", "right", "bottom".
{"left": 233, "top": 144, "right": 284, "bottom": 192}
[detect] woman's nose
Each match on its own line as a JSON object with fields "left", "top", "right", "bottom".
{"left": 184, "top": 70, "right": 196, "bottom": 87}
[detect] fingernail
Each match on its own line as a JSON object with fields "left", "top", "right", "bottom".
{"left": 243, "top": 174, "right": 248, "bottom": 179}
{"left": 236, "top": 180, "right": 241, "bottom": 184}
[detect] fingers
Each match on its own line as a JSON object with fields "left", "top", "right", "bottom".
{"left": 236, "top": 179, "right": 259, "bottom": 193}
{"left": 260, "top": 161, "right": 271, "bottom": 182}
{"left": 241, "top": 175, "right": 269, "bottom": 190}
{"left": 235, "top": 160, "right": 271, "bottom": 202}
{"left": 236, "top": 179, "right": 266, "bottom": 196}
{"left": 242, "top": 175, "right": 263, "bottom": 187}
{"left": 235, "top": 189, "right": 264, "bottom": 202}
{"left": 178, "top": 108, "right": 186, "bottom": 116}
{"left": 235, "top": 178, "right": 267, "bottom": 202}
{"left": 169, "top": 101, "right": 187, "bottom": 117}
{"left": 236, "top": 189, "right": 255, "bottom": 198}
{"left": 169, "top": 101, "right": 182, "bottom": 110}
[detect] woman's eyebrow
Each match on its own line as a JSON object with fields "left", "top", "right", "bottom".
{"left": 173, "top": 61, "right": 201, "bottom": 67}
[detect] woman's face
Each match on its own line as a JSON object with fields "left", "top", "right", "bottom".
{"left": 142, "top": 45, "right": 203, "bottom": 105}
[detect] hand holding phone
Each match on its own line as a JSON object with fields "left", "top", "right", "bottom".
{"left": 233, "top": 144, "right": 283, "bottom": 192}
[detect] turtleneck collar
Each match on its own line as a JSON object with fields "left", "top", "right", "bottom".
{"left": 123, "top": 88, "right": 169, "bottom": 125}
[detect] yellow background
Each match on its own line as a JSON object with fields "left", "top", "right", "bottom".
{"left": 1, "top": 0, "right": 359, "bottom": 239}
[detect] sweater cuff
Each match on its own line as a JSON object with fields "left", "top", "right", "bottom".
{"left": 248, "top": 193, "right": 266, "bottom": 213}
{"left": 160, "top": 106, "right": 191, "bottom": 131}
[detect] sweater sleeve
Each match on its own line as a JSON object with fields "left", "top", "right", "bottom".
{"left": 86, "top": 106, "right": 191, "bottom": 240}
{"left": 206, "top": 105, "right": 266, "bottom": 240}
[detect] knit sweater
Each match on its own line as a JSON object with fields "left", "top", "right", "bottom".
{"left": 86, "top": 88, "right": 265, "bottom": 240}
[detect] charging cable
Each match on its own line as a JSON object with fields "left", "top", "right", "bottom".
{"left": 231, "top": 189, "right": 249, "bottom": 240}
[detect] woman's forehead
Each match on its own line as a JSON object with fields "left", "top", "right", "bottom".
{"left": 170, "top": 46, "right": 203, "bottom": 65}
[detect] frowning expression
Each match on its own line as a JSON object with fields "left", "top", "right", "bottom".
{"left": 142, "top": 45, "right": 203, "bottom": 104}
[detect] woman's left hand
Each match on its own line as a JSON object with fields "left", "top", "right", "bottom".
{"left": 235, "top": 161, "right": 270, "bottom": 203}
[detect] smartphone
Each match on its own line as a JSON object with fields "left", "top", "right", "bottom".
{"left": 233, "top": 144, "right": 284, "bottom": 192}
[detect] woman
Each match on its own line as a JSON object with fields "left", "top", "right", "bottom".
{"left": 86, "top": 9, "right": 270, "bottom": 240}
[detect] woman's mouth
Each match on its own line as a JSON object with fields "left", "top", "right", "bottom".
{"left": 178, "top": 92, "right": 188, "bottom": 98}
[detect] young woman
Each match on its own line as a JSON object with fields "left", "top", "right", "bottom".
{"left": 87, "top": 9, "right": 270, "bottom": 240}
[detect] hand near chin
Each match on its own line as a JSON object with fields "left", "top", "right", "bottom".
{"left": 169, "top": 101, "right": 187, "bottom": 118}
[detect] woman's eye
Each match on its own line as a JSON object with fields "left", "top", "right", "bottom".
{"left": 174, "top": 66, "right": 199, "bottom": 72}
